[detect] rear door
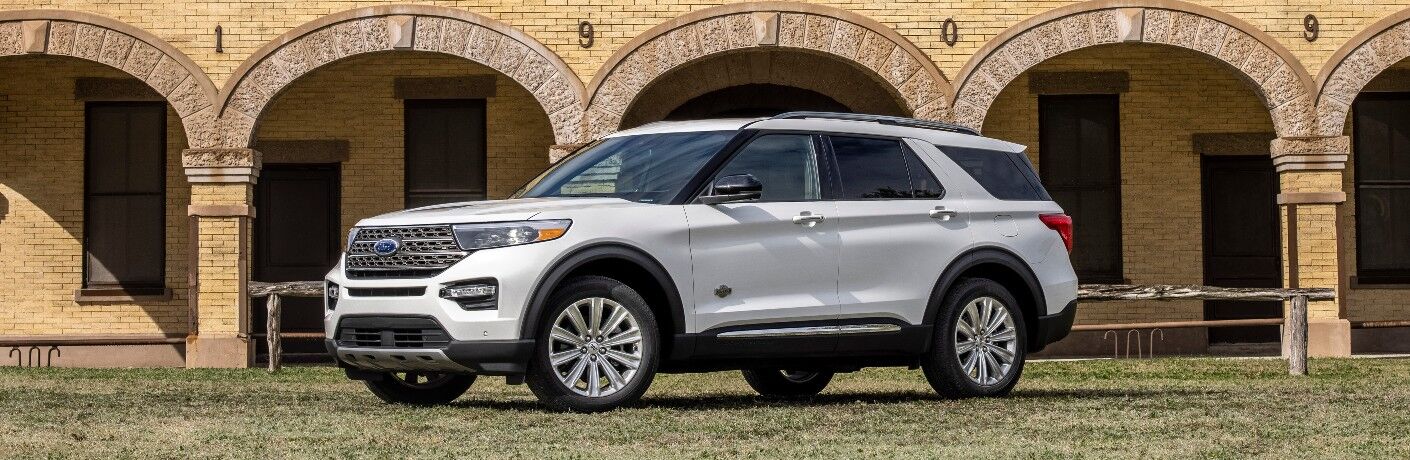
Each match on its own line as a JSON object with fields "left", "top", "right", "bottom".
{"left": 827, "top": 135, "right": 965, "bottom": 330}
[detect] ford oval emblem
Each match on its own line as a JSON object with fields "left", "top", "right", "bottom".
{"left": 372, "top": 238, "right": 401, "bottom": 256}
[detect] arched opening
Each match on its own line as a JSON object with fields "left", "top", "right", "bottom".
{"left": 248, "top": 50, "right": 555, "bottom": 361}
{"left": 0, "top": 54, "right": 192, "bottom": 358}
{"left": 619, "top": 48, "right": 909, "bottom": 127}
{"left": 984, "top": 42, "right": 1283, "bottom": 355}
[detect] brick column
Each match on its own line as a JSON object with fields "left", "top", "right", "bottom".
{"left": 181, "top": 148, "right": 261, "bottom": 368}
{"left": 1271, "top": 137, "right": 1350, "bottom": 357}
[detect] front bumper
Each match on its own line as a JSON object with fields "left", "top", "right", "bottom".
{"left": 326, "top": 338, "right": 535, "bottom": 375}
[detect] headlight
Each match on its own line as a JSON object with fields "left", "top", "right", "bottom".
{"left": 451, "top": 220, "right": 571, "bottom": 251}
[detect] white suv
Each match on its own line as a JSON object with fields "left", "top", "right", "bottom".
{"left": 324, "top": 112, "right": 1078, "bottom": 412}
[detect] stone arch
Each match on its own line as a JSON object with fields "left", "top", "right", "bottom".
{"left": 584, "top": 1, "right": 952, "bottom": 139}
{"left": 1314, "top": 9, "right": 1410, "bottom": 137}
{"left": 216, "top": 5, "right": 586, "bottom": 148}
{"left": 952, "top": 0, "right": 1315, "bottom": 137}
{"left": 0, "top": 10, "right": 219, "bottom": 146}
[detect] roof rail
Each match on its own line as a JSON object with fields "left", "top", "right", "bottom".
{"left": 769, "top": 111, "right": 979, "bottom": 136}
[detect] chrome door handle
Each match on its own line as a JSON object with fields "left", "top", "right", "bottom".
{"left": 929, "top": 206, "right": 958, "bottom": 221}
{"left": 792, "top": 212, "right": 825, "bottom": 225}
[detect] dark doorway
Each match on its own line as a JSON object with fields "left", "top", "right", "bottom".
{"left": 1039, "top": 94, "right": 1123, "bottom": 283}
{"left": 1202, "top": 155, "right": 1281, "bottom": 343}
{"left": 664, "top": 84, "right": 850, "bottom": 120}
{"left": 253, "top": 164, "right": 341, "bottom": 359}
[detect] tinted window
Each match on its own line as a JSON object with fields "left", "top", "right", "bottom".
{"left": 405, "top": 99, "right": 487, "bottom": 207}
{"left": 713, "top": 134, "right": 820, "bottom": 201}
{"left": 1353, "top": 93, "right": 1410, "bottom": 282}
{"left": 938, "top": 146, "right": 1048, "bottom": 201}
{"left": 831, "top": 136, "right": 916, "bottom": 199}
{"left": 515, "top": 131, "right": 734, "bottom": 203}
{"left": 85, "top": 102, "right": 166, "bottom": 289}
{"left": 901, "top": 145, "right": 944, "bottom": 198}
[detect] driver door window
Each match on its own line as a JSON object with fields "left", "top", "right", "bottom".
{"left": 710, "top": 134, "right": 822, "bottom": 202}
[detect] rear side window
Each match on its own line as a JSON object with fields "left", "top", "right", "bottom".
{"left": 830, "top": 136, "right": 944, "bottom": 199}
{"left": 936, "top": 146, "right": 1051, "bottom": 201}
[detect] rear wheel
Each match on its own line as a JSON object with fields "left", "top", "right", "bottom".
{"left": 741, "top": 369, "right": 834, "bottom": 398}
{"left": 363, "top": 372, "right": 476, "bottom": 405}
{"left": 526, "top": 276, "right": 660, "bottom": 412}
{"left": 922, "top": 278, "right": 1027, "bottom": 399}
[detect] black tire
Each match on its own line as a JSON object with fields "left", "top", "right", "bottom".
{"left": 363, "top": 372, "right": 476, "bottom": 405}
{"left": 741, "top": 369, "right": 834, "bottom": 398}
{"left": 526, "top": 275, "right": 660, "bottom": 412}
{"left": 921, "top": 278, "right": 1028, "bottom": 399}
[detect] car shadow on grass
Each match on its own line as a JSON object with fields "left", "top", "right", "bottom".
{"left": 449, "top": 387, "right": 1216, "bottom": 411}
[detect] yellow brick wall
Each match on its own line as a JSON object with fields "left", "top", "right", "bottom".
{"left": 0, "top": 55, "right": 190, "bottom": 336}
{"left": 1, "top": 1, "right": 1405, "bottom": 88}
{"left": 984, "top": 43, "right": 1275, "bottom": 325}
{"left": 255, "top": 52, "right": 553, "bottom": 234}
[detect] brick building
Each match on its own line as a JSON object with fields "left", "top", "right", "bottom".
{"left": 1, "top": 0, "right": 1407, "bottom": 367}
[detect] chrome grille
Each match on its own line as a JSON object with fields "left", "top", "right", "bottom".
{"left": 345, "top": 225, "right": 467, "bottom": 279}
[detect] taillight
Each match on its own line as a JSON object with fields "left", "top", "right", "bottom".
{"left": 1040, "top": 214, "right": 1073, "bottom": 253}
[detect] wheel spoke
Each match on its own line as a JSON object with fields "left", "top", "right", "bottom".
{"left": 956, "top": 317, "right": 977, "bottom": 339}
{"left": 985, "top": 306, "right": 1009, "bottom": 334}
{"left": 605, "top": 349, "right": 641, "bottom": 369}
{"left": 955, "top": 339, "right": 979, "bottom": 354}
{"left": 990, "top": 344, "right": 1016, "bottom": 364}
{"left": 600, "top": 360, "right": 626, "bottom": 391}
{"left": 977, "top": 351, "right": 990, "bottom": 384}
{"left": 977, "top": 300, "right": 992, "bottom": 335}
{"left": 962, "top": 348, "right": 980, "bottom": 376}
{"left": 550, "top": 348, "right": 583, "bottom": 367}
{"left": 602, "top": 328, "right": 641, "bottom": 347}
{"left": 588, "top": 298, "right": 605, "bottom": 337}
{"left": 990, "top": 329, "right": 1017, "bottom": 343}
{"left": 601, "top": 306, "right": 630, "bottom": 336}
{"left": 982, "top": 350, "right": 1004, "bottom": 383}
{"left": 562, "top": 355, "right": 588, "bottom": 389}
{"left": 587, "top": 359, "right": 602, "bottom": 397}
{"left": 551, "top": 326, "right": 584, "bottom": 346}
{"left": 565, "top": 306, "right": 590, "bottom": 337}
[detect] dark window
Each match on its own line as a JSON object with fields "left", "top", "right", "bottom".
{"left": 1353, "top": 93, "right": 1410, "bottom": 283}
{"left": 514, "top": 131, "right": 734, "bottom": 203}
{"left": 404, "top": 99, "right": 487, "bottom": 207}
{"left": 937, "top": 146, "right": 1048, "bottom": 201}
{"left": 713, "top": 134, "right": 820, "bottom": 202}
{"left": 830, "top": 136, "right": 942, "bottom": 199}
{"left": 84, "top": 102, "right": 166, "bottom": 291}
{"left": 1040, "top": 94, "right": 1122, "bottom": 282}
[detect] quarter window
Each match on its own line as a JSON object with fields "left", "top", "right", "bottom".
{"left": 84, "top": 102, "right": 166, "bottom": 291}
{"left": 1352, "top": 93, "right": 1410, "bottom": 283}
{"left": 713, "top": 134, "right": 820, "bottom": 202}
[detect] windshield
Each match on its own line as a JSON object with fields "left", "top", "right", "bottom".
{"left": 513, "top": 131, "right": 736, "bottom": 203}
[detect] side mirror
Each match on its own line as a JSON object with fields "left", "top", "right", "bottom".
{"left": 698, "top": 174, "right": 763, "bottom": 205}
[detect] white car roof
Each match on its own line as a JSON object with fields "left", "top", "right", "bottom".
{"left": 601, "top": 115, "right": 1026, "bottom": 153}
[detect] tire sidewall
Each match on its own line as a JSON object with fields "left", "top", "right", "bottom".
{"left": 927, "top": 278, "right": 1028, "bottom": 397}
{"left": 364, "top": 373, "right": 476, "bottom": 405}
{"left": 527, "top": 276, "right": 660, "bottom": 412}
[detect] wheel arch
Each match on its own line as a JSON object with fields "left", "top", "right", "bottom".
{"left": 520, "top": 243, "right": 686, "bottom": 353}
{"left": 923, "top": 247, "right": 1048, "bottom": 352}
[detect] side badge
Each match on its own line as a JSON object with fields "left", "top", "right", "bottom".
{"left": 714, "top": 285, "right": 732, "bottom": 298}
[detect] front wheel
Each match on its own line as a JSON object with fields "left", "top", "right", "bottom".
{"left": 741, "top": 369, "right": 834, "bottom": 398}
{"left": 526, "top": 276, "right": 660, "bottom": 412}
{"left": 363, "top": 372, "right": 476, "bottom": 405}
{"left": 921, "top": 278, "right": 1028, "bottom": 399}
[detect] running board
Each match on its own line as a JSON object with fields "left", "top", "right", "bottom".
{"left": 716, "top": 324, "right": 902, "bottom": 339}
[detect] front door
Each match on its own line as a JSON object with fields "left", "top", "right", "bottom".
{"left": 1202, "top": 156, "right": 1281, "bottom": 343}
{"left": 685, "top": 134, "right": 840, "bottom": 337}
{"left": 253, "top": 164, "right": 341, "bottom": 357}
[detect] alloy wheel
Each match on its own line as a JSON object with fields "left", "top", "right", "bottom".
{"left": 953, "top": 296, "right": 1018, "bottom": 386}
{"left": 547, "top": 297, "right": 645, "bottom": 397}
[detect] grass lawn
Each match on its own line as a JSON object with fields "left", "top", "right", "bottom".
{"left": 2, "top": 358, "right": 1408, "bottom": 459}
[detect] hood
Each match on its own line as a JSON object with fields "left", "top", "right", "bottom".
{"left": 355, "top": 197, "right": 642, "bottom": 227}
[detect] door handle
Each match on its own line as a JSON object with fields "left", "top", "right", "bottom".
{"left": 929, "top": 206, "right": 958, "bottom": 221}
{"left": 792, "top": 211, "right": 825, "bottom": 225}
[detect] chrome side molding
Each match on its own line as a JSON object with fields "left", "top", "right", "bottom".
{"left": 716, "top": 324, "right": 902, "bottom": 339}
